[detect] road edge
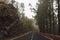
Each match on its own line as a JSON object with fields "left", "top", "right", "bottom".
{"left": 11, "top": 31, "right": 32, "bottom": 40}
{"left": 39, "top": 34, "right": 54, "bottom": 40}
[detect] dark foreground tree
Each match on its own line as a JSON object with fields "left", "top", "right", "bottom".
{"left": 0, "top": 2, "right": 25, "bottom": 39}
{"left": 58, "top": 0, "right": 60, "bottom": 35}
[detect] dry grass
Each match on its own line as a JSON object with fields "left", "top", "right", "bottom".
{"left": 40, "top": 32, "right": 60, "bottom": 40}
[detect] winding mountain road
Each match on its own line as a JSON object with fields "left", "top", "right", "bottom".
{"left": 12, "top": 32, "right": 51, "bottom": 40}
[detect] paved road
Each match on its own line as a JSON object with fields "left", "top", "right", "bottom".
{"left": 33, "top": 32, "right": 50, "bottom": 40}
{"left": 13, "top": 32, "right": 50, "bottom": 40}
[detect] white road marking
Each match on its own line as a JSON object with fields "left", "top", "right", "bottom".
{"left": 31, "top": 32, "right": 34, "bottom": 40}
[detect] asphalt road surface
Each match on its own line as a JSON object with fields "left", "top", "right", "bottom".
{"left": 13, "top": 32, "right": 50, "bottom": 40}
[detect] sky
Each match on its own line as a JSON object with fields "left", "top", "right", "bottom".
{"left": 53, "top": 0, "right": 58, "bottom": 15}
{"left": 15, "top": 0, "right": 38, "bottom": 19}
